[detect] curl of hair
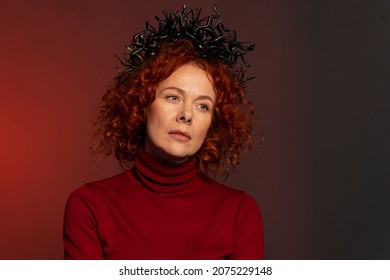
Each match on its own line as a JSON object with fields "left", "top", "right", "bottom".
{"left": 93, "top": 39, "right": 256, "bottom": 178}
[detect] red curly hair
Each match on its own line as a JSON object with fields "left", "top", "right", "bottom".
{"left": 93, "top": 39, "right": 256, "bottom": 177}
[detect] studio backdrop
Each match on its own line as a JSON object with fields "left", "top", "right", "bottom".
{"left": 0, "top": 0, "right": 389, "bottom": 259}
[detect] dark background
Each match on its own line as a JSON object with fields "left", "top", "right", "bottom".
{"left": 0, "top": 0, "right": 388, "bottom": 259}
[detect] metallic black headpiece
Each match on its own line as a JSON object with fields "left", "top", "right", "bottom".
{"left": 118, "top": 5, "right": 255, "bottom": 83}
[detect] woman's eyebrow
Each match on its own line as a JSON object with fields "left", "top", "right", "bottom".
{"left": 161, "top": 86, "right": 185, "bottom": 94}
{"left": 195, "top": 95, "right": 215, "bottom": 104}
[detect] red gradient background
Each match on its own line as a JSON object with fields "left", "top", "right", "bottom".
{"left": 1, "top": 0, "right": 389, "bottom": 259}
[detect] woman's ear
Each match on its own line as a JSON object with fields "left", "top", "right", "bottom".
{"left": 142, "top": 107, "right": 149, "bottom": 122}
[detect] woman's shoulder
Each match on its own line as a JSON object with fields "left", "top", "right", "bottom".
{"left": 67, "top": 170, "right": 131, "bottom": 204}
{"left": 204, "top": 178, "right": 259, "bottom": 206}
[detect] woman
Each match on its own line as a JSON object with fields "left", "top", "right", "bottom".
{"left": 63, "top": 5, "right": 264, "bottom": 260}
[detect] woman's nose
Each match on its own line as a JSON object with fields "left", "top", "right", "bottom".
{"left": 176, "top": 105, "right": 192, "bottom": 124}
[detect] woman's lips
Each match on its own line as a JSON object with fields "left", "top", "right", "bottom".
{"left": 168, "top": 130, "right": 191, "bottom": 141}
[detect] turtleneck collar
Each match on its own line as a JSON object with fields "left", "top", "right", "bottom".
{"left": 133, "top": 148, "right": 199, "bottom": 194}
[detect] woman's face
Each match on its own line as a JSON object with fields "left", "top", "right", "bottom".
{"left": 145, "top": 62, "right": 216, "bottom": 163}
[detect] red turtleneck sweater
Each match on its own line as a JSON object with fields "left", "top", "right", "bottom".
{"left": 63, "top": 149, "right": 264, "bottom": 259}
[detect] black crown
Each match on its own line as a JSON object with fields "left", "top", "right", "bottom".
{"left": 118, "top": 5, "right": 255, "bottom": 83}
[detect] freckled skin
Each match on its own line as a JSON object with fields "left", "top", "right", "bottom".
{"left": 145, "top": 62, "right": 216, "bottom": 163}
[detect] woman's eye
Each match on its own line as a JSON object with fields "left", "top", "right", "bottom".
{"left": 198, "top": 103, "right": 210, "bottom": 111}
{"left": 166, "top": 95, "right": 179, "bottom": 102}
